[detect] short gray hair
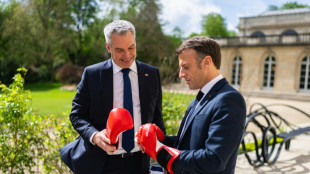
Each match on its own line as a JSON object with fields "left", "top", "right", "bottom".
{"left": 104, "top": 20, "right": 136, "bottom": 46}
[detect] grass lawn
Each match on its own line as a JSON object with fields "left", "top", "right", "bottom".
{"left": 25, "top": 83, "right": 76, "bottom": 116}
{"left": 24, "top": 82, "right": 195, "bottom": 117}
{"left": 163, "top": 92, "right": 195, "bottom": 106}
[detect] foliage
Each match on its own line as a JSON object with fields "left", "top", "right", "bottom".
{"left": 0, "top": 2, "right": 23, "bottom": 84}
{"left": 0, "top": 0, "right": 182, "bottom": 84}
{"left": 0, "top": 0, "right": 104, "bottom": 82}
{"left": 281, "top": 2, "right": 309, "bottom": 9}
{"left": 268, "top": 5, "right": 279, "bottom": 11}
{"left": 160, "top": 27, "right": 183, "bottom": 84}
{"left": 188, "top": 32, "right": 200, "bottom": 38}
{"left": 25, "top": 64, "right": 50, "bottom": 83}
{"left": 201, "top": 12, "right": 233, "bottom": 38}
{"left": 268, "top": 1, "right": 309, "bottom": 10}
{"left": 56, "top": 62, "right": 85, "bottom": 84}
{"left": 239, "top": 137, "right": 284, "bottom": 153}
{"left": 0, "top": 68, "right": 40, "bottom": 173}
{"left": 162, "top": 92, "right": 194, "bottom": 135}
{"left": 41, "top": 112, "right": 77, "bottom": 174}
{"left": 0, "top": 68, "right": 77, "bottom": 173}
{"left": 67, "top": 0, "right": 105, "bottom": 65}
{"left": 120, "top": 0, "right": 176, "bottom": 65}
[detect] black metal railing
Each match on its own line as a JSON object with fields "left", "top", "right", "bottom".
{"left": 241, "top": 103, "right": 310, "bottom": 167}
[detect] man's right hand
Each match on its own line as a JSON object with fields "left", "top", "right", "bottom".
{"left": 136, "top": 123, "right": 180, "bottom": 174}
{"left": 92, "top": 129, "right": 117, "bottom": 154}
{"left": 105, "top": 108, "right": 133, "bottom": 145}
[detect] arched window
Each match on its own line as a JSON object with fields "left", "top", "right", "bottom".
{"left": 263, "top": 56, "right": 276, "bottom": 89}
{"left": 251, "top": 31, "right": 265, "bottom": 37}
{"left": 281, "top": 29, "right": 298, "bottom": 36}
{"left": 299, "top": 56, "right": 310, "bottom": 92}
{"left": 231, "top": 56, "right": 242, "bottom": 88}
{"left": 251, "top": 31, "right": 266, "bottom": 42}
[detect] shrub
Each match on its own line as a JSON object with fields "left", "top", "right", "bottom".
{"left": 0, "top": 68, "right": 43, "bottom": 173}
{"left": 41, "top": 112, "right": 77, "bottom": 174}
{"left": 56, "top": 62, "right": 84, "bottom": 84}
{"left": 0, "top": 68, "right": 77, "bottom": 174}
{"left": 162, "top": 94, "right": 187, "bottom": 135}
{"left": 25, "top": 64, "right": 50, "bottom": 83}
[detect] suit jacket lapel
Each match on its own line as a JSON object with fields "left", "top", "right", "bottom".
{"left": 177, "top": 78, "right": 228, "bottom": 147}
{"left": 100, "top": 59, "right": 113, "bottom": 114}
{"left": 177, "top": 95, "right": 211, "bottom": 146}
{"left": 136, "top": 61, "right": 147, "bottom": 124}
{"left": 175, "top": 99, "right": 197, "bottom": 147}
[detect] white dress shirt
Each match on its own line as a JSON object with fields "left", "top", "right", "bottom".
{"left": 189, "top": 74, "right": 224, "bottom": 114}
{"left": 200, "top": 74, "right": 224, "bottom": 99}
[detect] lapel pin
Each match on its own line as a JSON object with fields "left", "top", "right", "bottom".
{"left": 145, "top": 73, "right": 149, "bottom": 77}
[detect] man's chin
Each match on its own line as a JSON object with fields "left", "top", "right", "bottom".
{"left": 187, "top": 85, "right": 194, "bottom": 90}
{"left": 187, "top": 85, "right": 199, "bottom": 90}
{"left": 119, "top": 61, "right": 133, "bottom": 68}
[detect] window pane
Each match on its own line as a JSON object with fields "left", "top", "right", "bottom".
{"left": 299, "top": 56, "right": 309, "bottom": 91}
{"left": 231, "top": 56, "right": 242, "bottom": 86}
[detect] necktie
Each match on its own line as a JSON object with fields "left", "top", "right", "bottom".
{"left": 121, "top": 68, "right": 134, "bottom": 153}
{"left": 179, "top": 91, "right": 204, "bottom": 138}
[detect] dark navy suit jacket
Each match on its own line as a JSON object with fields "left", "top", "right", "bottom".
{"left": 59, "top": 59, "right": 165, "bottom": 174}
{"left": 164, "top": 78, "right": 246, "bottom": 174}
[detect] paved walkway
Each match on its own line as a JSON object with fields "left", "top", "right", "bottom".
{"left": 163, "top": 83, "right": 310, "bottom": 174}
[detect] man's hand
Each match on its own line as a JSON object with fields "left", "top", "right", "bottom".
{"left": 92, "top": 129, "right": 117, "bottom": 153}
{"left": 93, "top": 108, "right": 133, "bottom": 154}
{"left": 105, "top": 108, "right": 133, "bottom": 146}
{"left": 136, "top": 123, "right": 180, "bottom": 174}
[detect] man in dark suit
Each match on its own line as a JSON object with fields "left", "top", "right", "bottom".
{"left": 136, "top": 36, "right": 246, "bottom": 174}
{"left": 59, "top": 20, "right": 165, "bottom": 174}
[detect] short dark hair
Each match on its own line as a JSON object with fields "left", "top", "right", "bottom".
{"left": 176, "top": 36, "right": 221, "bottom": 69}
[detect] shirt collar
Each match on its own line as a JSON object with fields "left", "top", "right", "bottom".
{"left": 200, "top": 74, "right": 223, "bottom": 95}
{"left": 112, "top": 59, "right": 137, "bottom": 74}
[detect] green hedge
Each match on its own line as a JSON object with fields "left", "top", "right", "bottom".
{"left": 162, "top": 93, "right": 188, "bottom": 135}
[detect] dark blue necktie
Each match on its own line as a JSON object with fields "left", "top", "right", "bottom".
{"left": 121, "top": 68, "right": 134, "bottom": 153}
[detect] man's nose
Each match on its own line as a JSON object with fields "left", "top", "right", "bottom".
{"left": 179, "top": 69, "right": 184, "bottom": 78}
{"left": 123, "top": 50, "right": 130, "bottom": 59}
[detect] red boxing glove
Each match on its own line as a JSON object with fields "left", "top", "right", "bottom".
{"left": 105, "top": 108, "right": 133, "bottom": 146}
{"left": 136, "top": 123, "right": 180, "bottom": 174}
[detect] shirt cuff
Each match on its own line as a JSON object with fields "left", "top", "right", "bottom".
{"left": 90, "top": 131, "right": 98, "bottom": 145}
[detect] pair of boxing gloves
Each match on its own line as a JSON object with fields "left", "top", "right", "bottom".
{"left": 106, "top": 108, "right": 180, "bottom": 174}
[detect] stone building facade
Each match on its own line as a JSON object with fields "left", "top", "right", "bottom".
{"left": 215, "top": 8, "right": 310, "bottom": 101}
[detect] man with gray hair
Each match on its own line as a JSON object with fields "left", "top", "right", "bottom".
{"left": 60, "top": 20, "right": 165, "bottom": 174}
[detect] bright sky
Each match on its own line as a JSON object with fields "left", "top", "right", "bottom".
{"left": 159, "top": 0, "right": 310, "bottom": 36}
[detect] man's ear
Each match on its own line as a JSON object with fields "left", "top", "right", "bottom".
{"left": 105, "top": 43, "right": 111, "bottom": 53}
{"left": 203, "top": 56, "right": 212, "bottom": 67}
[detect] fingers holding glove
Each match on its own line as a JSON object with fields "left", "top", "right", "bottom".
{"left": 93, "top": 108, "right": 133, "bottom": 154}
{"left": 92, "top": 130, "right": 116, "bottom": 154}
{"left": 136, "top": 123, "right": 180, "bottom": 174}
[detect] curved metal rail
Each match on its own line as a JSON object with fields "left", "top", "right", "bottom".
{"left": 240, "top": 103, "right": 310, "bottom": 167}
